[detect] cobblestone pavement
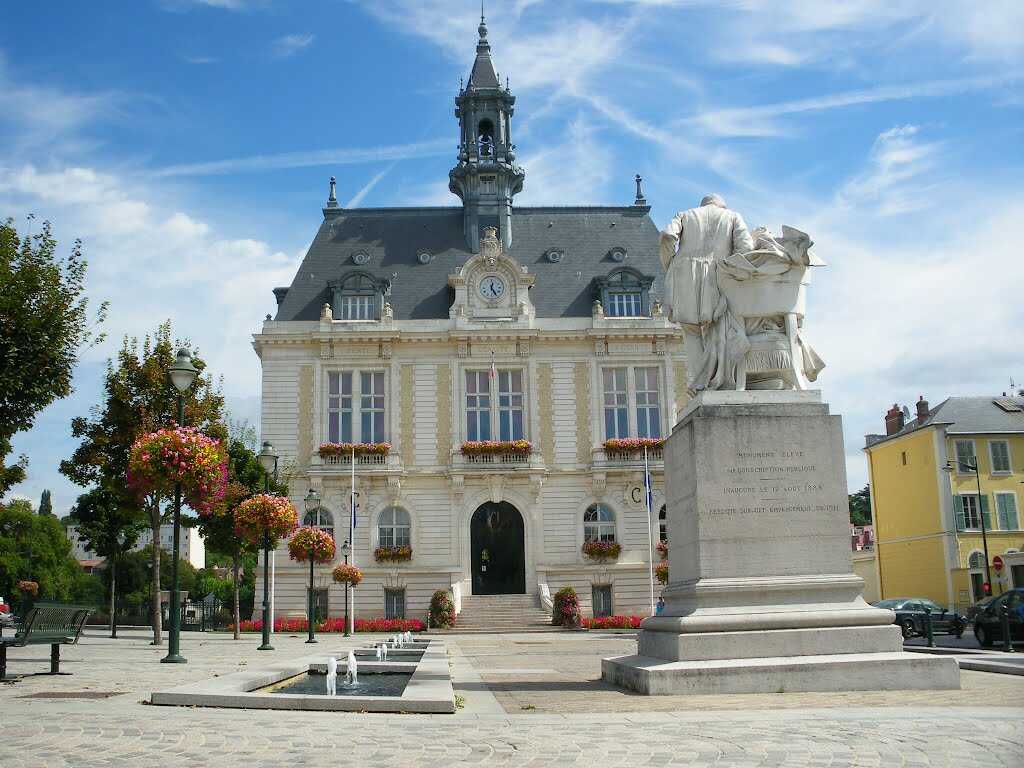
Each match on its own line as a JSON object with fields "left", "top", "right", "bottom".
{"left": 0, "top": 629, "right": 1021, "bottom": 767}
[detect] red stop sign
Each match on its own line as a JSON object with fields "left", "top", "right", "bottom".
{"left": 993, "top": 555, "right": 1004, "bottom": 572}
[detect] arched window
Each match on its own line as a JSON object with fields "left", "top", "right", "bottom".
{"left": 584, "top": 504, "right": 616, "bottom": 543}
{"left": 658, "top": 505, "right": 667, "bottom": 542}
{"left": 378, "top": 506, "right": 411, "bottom": 548}
{"left": 968, "top": 551, "right": 986, "bottom": 569}
{"left": 304, "top": 508, "right": 335, "bottom": 538}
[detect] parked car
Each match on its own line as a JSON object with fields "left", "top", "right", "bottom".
{"left": 964, "top": 595, "right": 998, "bottom": 623}
{"left": 872, "top": 597, "right": 966, "bottom": 639}
{"left": 972, "top": 588, "right": 1024, "bottom": 647}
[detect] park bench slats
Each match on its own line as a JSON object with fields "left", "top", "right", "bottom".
{"left": 1, "top": 602, "right": 92, "bottom": 680}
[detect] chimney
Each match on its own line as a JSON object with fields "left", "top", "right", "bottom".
{"left": 915, "top": 395, "right": 929, "bottom": 424}
{"left": 885, "top": 403, "right": 904, "bottom": 435}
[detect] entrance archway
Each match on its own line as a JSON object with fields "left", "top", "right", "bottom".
{"left": 470, "top": 501, "right": 526, "bottom": 595}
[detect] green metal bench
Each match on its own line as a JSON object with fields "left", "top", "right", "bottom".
{"left": 0, "top": 602, "right": 92, "bottom": 680}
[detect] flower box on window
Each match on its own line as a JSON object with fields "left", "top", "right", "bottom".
{"left": 582, "top": 540, "right": 622, "bottom": 561}
{"left": 460, "top": 440, "right": 533, "bottom": 456}
{"left": 319, "top": 442, "right": 391, "bottom": 457}
{"left": 602, "top": 438, "right": 664, "bottom": 454}
{"left": 374, "top": 545, "right": 412, "bottom": 563}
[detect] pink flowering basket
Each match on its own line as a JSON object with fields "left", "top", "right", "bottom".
{"left": 287, "top": 526, "right": 336, "bottom": 564}
{"left": 318, "top": 442, "right": 391, "bottom": 457}
{"left": 234, "top": 494, "right": 299, "bottom": 547}
{"left": 460, "top": 440, "right": 533, "bottom": 456}
{"left": 582, "top": 540, "right": 622, "bottom": 561}
{"left": 332, "top": 564, "right": 363, "bottom": 587}
{"left": 655, "top": 562, "right": 669, "bottom": 585}
{"left": 128, "top": 426, "right": 227, "bottom": 514}
{"left": 602, "top": 437, "right": 665, "bottom": 454}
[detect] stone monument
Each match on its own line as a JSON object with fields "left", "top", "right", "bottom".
{"left": 602, "top": 196, "right": 959, "bottom": 694}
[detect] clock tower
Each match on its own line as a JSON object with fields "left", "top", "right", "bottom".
{"left": 449, "top": 13, "right": 525, "bottom": 254}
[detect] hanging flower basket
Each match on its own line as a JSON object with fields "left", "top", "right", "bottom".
{"left": 460, "top": 440, "right": 533, "bottom": 456}
{"left": 602, "top": 437, "right": 665, "bottom": 454}
{"left": 374, "top": 545, "right": 412, "bottom": 563}
{"left": 655, "top": 562, "right": 669, "bottom": 585}
{"left": 656, "top": 540, "right": 668, "bottom": 560}
{"left": 288, "top": 526, "right": 336, "bottom": 564}
{"left": 128, "top": 426, "right": 227, "bottom": 514}
{"left": 318, "top": 442, "right": 391, "bottom": 458}
{"left": 234, "top": 494, "right": 299, "bottom": 547}
{"left": 582, "top": 540, "right": 622, "bottom": 561}
{"left": 16, "top": 580, "right": 39, "bottom": 597}
{"left": 332, "top": 564, "right": 363, "bottom": 587}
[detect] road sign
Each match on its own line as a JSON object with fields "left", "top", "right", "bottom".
{"left": 993, "top": 555, "right": 1004, "bottom": 572}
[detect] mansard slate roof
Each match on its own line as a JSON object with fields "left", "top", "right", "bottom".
{"left": 865, "top": 396, "right": 1024, "bottom": 447}
{"left": 273, "top": 205, "right": 664, "bottom": 321}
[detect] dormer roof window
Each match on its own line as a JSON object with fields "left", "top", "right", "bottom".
{"left": 595, "top": 268, "right": 654, "bottom": 318}
{"left": 328, "top": 272, "right": 389, "bottom": 321}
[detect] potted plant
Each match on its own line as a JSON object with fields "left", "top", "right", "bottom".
{"left": 655, "top": 562, "right": 669, "bottom": 585}
{"left": 332, "top": 564, "right": 363, "bottom": 587}
{"left": 429, "top": 589, "right": 456, "bottom": 628}
{"left": 552, "top": 586, "right": 581, "bottom": 628}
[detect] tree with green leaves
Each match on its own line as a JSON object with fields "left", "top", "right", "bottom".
{"left": 194, "top": 437, "right": 286, "bottom": 639}
{"left": 71, "top": 485, "right": 145, "bottom": 637}
{"left": 60, "top": 322, "right": 225, "bottom": 645}
{"left": 849, "top": 484, "right": 872, "bottom": 526}
{"left": 0, "top": 500, "right": 91, "bottom": 614}
{"left": 0, "top": 218, "right": 107, "bottom": 493}
{"left": 38, "top": 489, "right": 53, "bottom": 516}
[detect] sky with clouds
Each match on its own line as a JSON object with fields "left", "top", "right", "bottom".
{"left": 2, "top": 0, "right": 1022, "bottom": 515}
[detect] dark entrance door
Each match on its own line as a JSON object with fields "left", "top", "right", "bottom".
{"left": 470, "top": 502, "right": 525, "bottom": 595}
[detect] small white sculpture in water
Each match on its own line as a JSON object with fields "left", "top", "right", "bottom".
{"left": 346, "top": 650, "right": 358, "bottom": 685}
{"left": 325, "top": 656, "right": 338, "bottom": 696}
{"left": 381, "top": 642, "right": 388, "bottom": 660}
{"left": 404, "top": 631, "right": 412, "bottom": 644}
{"left": 375, "top": 644, "right": 383, "bottom": 661}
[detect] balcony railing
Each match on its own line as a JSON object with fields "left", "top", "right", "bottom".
{"left": 323, "top": 453, "right": 388, "bottom": 466}
{"left": 462, "top": 452, "right": 530, "bottom": 465}
{"left": 605, "top": 447, "right": 663, "bottom": 463}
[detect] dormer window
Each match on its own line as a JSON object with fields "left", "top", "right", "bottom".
{"left": 595, "top": 269, "right": 654, "bottom": 318}
{"left": 328, "top": 272, "right": 389, "bottom": 321}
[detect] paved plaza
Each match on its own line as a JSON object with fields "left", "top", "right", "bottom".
{"left": 0, "top": 628, "right": 1022, "bottom": 767}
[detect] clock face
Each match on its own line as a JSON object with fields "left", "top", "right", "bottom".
{"left": 479, "top": 275, "right": 506, "bottom": 300}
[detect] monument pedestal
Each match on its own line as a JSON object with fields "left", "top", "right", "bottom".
{"left": 603, "top": 391, "right": 959, "bottom": 694}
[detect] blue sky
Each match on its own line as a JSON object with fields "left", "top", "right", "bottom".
{"left": 2, "top": 0, "right": 1023, "bottom": 514}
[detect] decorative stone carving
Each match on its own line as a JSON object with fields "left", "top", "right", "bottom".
{"left": 594, "top": 339, "right": 606, "bottom": 356}
{"left": 448, "top": 473, "right": 465, "bottom": 506}
{"left": 482, "top": 226, "right": 500, "bottom": 267}
{"left": 517, "top": 339, "right": 530, "bottom": 357}
{"left": 457, "top": 341, "right": 469, "bottom": 358}
{"left": 379, "top": 341, "right": 393, "bottom": 359}
{"left": 592, "top": 299, "right": 604, "bottom": 319}
{"left": 529, "top": 474, "right": 544, "bottom": 506}
{"left": 387, "top": 476, "right": 402, "bottom": 502}
{"left": 659, "top": 195, "right": 825, "bottom": 392}
{"left": 654, "top": 339, "right": 667, "bottom": 356}
{"left": 320, "top": 343, "right": 332, "bottom": 359}
{"left": 320, "top": 303, "right": 333, "bottom": 321}
{"left": 652, "top": 300, "right": 664, "bottom": 318}
{"left": 591, "top": 471, "right": 607, "bottom": 499}
{"left": 488, "top": 474, "right": 504, "bottom": 504}
{"left": 382, "top": 301, "right": 394, "bottom": 321}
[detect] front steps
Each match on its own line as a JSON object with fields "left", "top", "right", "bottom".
{"left": 431, "top": 594, "right": 561, "bottom": 633}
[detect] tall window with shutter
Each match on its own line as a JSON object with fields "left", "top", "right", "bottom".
{"left": 954, "top": 494, "right": 990, "bottom": 531}
{"left": 995, "top": 492, "right": 1019, "bottom": 531}
{"left": 989, "top": 440, "right": 1011, "bottom": 474}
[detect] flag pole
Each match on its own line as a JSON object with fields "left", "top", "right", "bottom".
{"left": 349, "top": 445, "right": 356, "bottom": 636}
{"left": 644, "top": 445, "right": 655, "bottom": 616}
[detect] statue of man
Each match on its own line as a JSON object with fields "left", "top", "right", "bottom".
{"left": 659, "top": 194, "right": 753, "bottom": 391}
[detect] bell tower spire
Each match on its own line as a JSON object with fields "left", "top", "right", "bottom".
{"left": 449, "top": 13, "right": 525, "bottom": 253}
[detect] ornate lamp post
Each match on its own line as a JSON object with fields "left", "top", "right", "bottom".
{"left": 111, "top": 530, "right": 127, "bottom": 639}
{"left": 257, "top": 441, "right": 279, "bottom": 651}
{"left": 945, "top": 458, "right": 992, "bottom": 594}
{"left": 341, "top": 539, "right": 351, "bottom": 637}
{"left": 303, "top": 489, "right": 322, "bottom": 644}
{"left": 162, "top": 348, "right": 197, "bottom": 664}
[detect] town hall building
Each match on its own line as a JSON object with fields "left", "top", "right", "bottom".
{"left": 254, "top": 16, "right": 687, "bottom": 625}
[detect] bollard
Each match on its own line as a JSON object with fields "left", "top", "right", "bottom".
{"left": 923, "top": 606, "right": 935, "bottom": 648}
{"left": 1001, "top": 604, "right": 1015, "bottom": 653}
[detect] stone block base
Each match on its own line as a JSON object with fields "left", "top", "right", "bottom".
{"left": 602, "top": 651, "right": 960, "bottom": 695}
{"left": 638, "top": 624, "right": 903, "bottom": 662}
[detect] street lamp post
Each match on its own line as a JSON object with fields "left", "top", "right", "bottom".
{"left": 303, "top": 489, "right": 322, "bottom": 644}
{"left": 257, "top": 441, "right": 279, "bottom": 651}
{"left": 162, "top": 348, "right": 197, "bottom": 665}
{"left": 111, "top": 530, "right": 127, "bottom": 639}
{"left": 341, "top": 539, "right": 351, "bottom": 637}
{"left": 945, "top": 458, "right": 992, "bottom": 594}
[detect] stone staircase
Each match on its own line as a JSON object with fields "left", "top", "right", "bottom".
{"left": 436, "top": 594, "right": 560, "bottom": 633}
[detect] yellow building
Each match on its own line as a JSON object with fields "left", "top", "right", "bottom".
{"left": 864, "top": 395, "right": 1024, "bottom": 612}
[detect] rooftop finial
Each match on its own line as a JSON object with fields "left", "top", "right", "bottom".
{"left": 327, "top": 176, "right": 338, "bottom": 208}
{"left": 478, "top": 1, "right": 488, "bottom": 40}
{"left": 633, "top": 174, "right": 647, "bottom": 206}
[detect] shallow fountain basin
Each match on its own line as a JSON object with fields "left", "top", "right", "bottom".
{"left": 149, "top": 639, "right": 454, "bottom": 713}
{"left": 261, "top": 670, "right": 411, "bottom": 697}
{"left": 353, "top": 649, "right": 424, "bottom": 662}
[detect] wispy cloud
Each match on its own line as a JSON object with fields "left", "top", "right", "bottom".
{"left": 160, "top": 0, "right": 254, "bottom": 11}
{"left": 345, "top": 164, "right": 396, "bottom": 208}
{"left": 272, "top": 33, "right": 315, "bottom": 59}
{"left": 181, "top": 54, "right": 219, "bottom": 65}
{"left": 685, "top": 72, "right": 1024, "bottom": 138}
{"left": 837, "top": 125, "right": 944, "bottom": 215}
{"left": 152, "top": 139, "right": 450, "bottom": 177}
